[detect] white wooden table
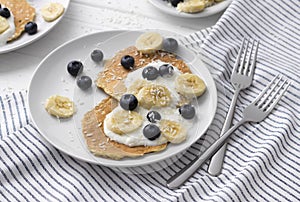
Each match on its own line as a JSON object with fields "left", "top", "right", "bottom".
{"left": 0, "top": 0, "right": 224, "bottom": 93}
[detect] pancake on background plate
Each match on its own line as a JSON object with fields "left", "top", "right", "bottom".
{"left": 0, "top": 0, "right": 35, "bottom": 42}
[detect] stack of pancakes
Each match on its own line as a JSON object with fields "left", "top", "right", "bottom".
{"left": 82, "top": 46, "right": 192, "bottom": 160}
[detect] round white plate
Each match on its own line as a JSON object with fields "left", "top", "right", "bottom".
{"left": 0, "top": 0, "right": 70, "bottom": 54}
{"left": 149, "top": 0, "right": 231, "bottom": 18}
{"left": 28, "top": 30, "right": 217, "bottom": 168}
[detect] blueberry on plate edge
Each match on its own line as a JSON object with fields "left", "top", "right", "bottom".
{"left": 169, "top": 0, "right": 184, "bottom": 7}
{"left": 25, "top": 21, "right": 38, "bottom": 35}
{"left": 67, "top": 60, "right": 83, "bottom": 77}
{"left": 91, "top": 49, "right": 104, "bottom": 62}
{"left": 0, "top": 7, "right": 10, "bottom": 18}
{"left": 162, "top": 38, "right": 178, "bottom": 52}
{"left": 77, "top": 75, "right": 92, "bottom": 90}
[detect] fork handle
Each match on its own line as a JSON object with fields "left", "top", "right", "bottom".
{"left": 166, "top": 120, "right": 245, "bottom": 189}
{"left": 207, "top": 88, "right": 241, "bottom": 176}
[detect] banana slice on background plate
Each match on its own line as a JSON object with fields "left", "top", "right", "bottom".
{"left": 175, "top": 73, "right": 206, "bottom": 97}
{"left": 135, "top": 32, "right": 163, "bottom": 54}
{"left": 41, "top": 2, "right": 64, "bottom": 22}
{"left": 106, "top": 109, "right": 143, "bottom": 135}
{"left": 0, "top": 16, "right": 9, "bottom": 34}
{"left": 44, "top": 95, "right": 75, "bottom": 118}
{"left": 177, "top": 0, "right": 206, "bottom": 13}
{"left": 160, "top": 120, "right": 187, "bottom": 144}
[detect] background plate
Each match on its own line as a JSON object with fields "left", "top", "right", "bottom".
{"left": 0, "top": 0, "right": 70, "bottom": 54}
{"left": 28, "top": 30, "right": 217, "bottom": 168}
{"left": 149, "top": 0, "right": 231, "bottom": 18}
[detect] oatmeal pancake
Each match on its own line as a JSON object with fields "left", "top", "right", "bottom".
{"left": 0, "top": 0, "right": 36, "bottom": 41}
{"left": 96, "top": 46, "right": 191, "bottom": 100}
{"left": 82, "top": 96, "right": 167, "bottom": 160}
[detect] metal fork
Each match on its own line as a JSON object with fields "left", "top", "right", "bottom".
{"left": 166, "top": 75, "right": 290, "bottom": 189}
{"left": 208, "top": 38, "right": 260, "bottom": 176}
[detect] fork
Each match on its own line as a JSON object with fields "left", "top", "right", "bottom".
{"left": 208, "top": 38, "right": 260, "bottom": 176}
{"left": 166, "top": 75, "right": 290, "bottom": 189}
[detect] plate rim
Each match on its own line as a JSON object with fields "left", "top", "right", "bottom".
{"left": 148, "top": 0, "right": 232, "bottom": 18}
{"left": 28, "top": 29, "right": 218, "bottom": 167}
{"left": 0, "top": 0, "right": 71, "bottom": 54}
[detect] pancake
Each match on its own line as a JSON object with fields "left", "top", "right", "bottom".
{"left": 84, "top": 46, "right": 193, "bottom": 159}
{"left": 96, "top": 46, "right": 191, "bottom": 100}
{"left": 82, "top": 96, "right": 167, "bottom": 160}
{"left": 0, "top": 0, "right": 36, "bottom": 41}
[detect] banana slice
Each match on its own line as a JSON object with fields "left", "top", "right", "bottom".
{"left": 175, "top": 73, "right": 206, "bottom": 97}
{"left": 41, "top": 3, "right": 64, "bottom": 22}
{"left": 177, "top": 0, "right": 206, "bottom": 13}
{"left": 45, "top": 95, "right": 75, "bottom": 118}
{"left": 204, "top": 0, "right": 215, "bottom": 7}
{"left": 136, "top": 84, "right": 172, "bottom": 109}
{"left": 0, "top": 16, "right": 9, "bottom": 34}
{"left": 160, "top": 120, "right": 187, "bottom": 144}
{"left": 135, "top": 32, "right": 163, "bottom": 54}
{"left": 127, "top": 79, "right": 150, "bottom": 95}
{"left": 106, "top": 110, "right": 143, "bottom": 135}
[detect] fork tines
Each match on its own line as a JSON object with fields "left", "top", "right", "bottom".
{"left": 233, "top": 38, "right": 259, "bottom": 76}
{"left": 254, "top": 75, "right": 291, "bottom": 112}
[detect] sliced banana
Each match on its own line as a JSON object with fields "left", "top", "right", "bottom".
{"left": 175, "top": 73, "right": 206, "bottom": 97}
{"left": 160, "top": 120, "right": 187, "bottom": 144}
{"left": 135, "top": 32, "right": 163, "bottom": 54}
{"left": 204, "top": 0, "right": 215, "bottom": 7}
{"left": 0, "top": 16, "right": 9, "bottom": 34}
{"left": 177, "top": 0, "right": 206, "bottom": 13}
{"left": 106, "top": 110, "right": 143, "bottom": 135}
{"left": 45, "top": 95, "right": 75, "bottom": 118}
{"left": 127, "top": 79, "right": 150, "bottom": 95}
{"left": 41, "top": 3, "right": 64, "bottom": 22}
{"left": 136, "top": 84, "right": 172, "bottom": 109}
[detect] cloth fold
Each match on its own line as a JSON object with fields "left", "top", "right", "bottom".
{"left": 1, "top": 0, "right": 300, "bottom": 201}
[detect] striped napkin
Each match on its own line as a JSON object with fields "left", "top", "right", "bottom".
{"left": 1, "top": 0, "right": 299, "bottom": 201}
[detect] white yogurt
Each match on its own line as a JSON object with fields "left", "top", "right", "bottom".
{"left": 103, "top": 61, "right": 195, "bottom": 147}
{"left": 0, "top": 8, "right": 15, "bottom": 46}
{"left": 104, "top": 105, "right": 193, "bottom": 147}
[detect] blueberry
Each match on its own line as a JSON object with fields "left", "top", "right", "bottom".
{"left": 159, "top": 64, "right": 174, "bottom": 78}
{"left": 146, "top": 111, "right": 161, "bottom": 123}
{"left": 143, "top": 124, "right": 161, "bottom": 140}
{"left": 163, "top": 38, "right": 178, "bottom": 52}
{"left": 91, "top": 49, "right": 104, "bottom": 62}
{"left": 121, "top": 55, "right": 135, "bottom": 70}
{"left": 0, "top": 8, "right": 10, "bottom": 18}
{"left": 179, "top": 104, "right": 196, "bottom": 119}
{"left": 77, "top": 76, "right": 92, "bottom": 90}
{"left": 120, "top": 94, "right": 138, "bottom": 111}
{"left": 142, "top": 66, "right": 159, "bottom": 80}
{"left": 170, "top": 0, "right": 183, "bottom": 7}
{"left": 67, "top": 60, "right": 83, "bottom": 77}
{"left": 25, "top": 22, "right": 38, "bottom": 35}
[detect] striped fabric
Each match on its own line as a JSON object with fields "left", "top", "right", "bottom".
{"left": 1, "top": 0, "right": 299, "bottom": 201}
